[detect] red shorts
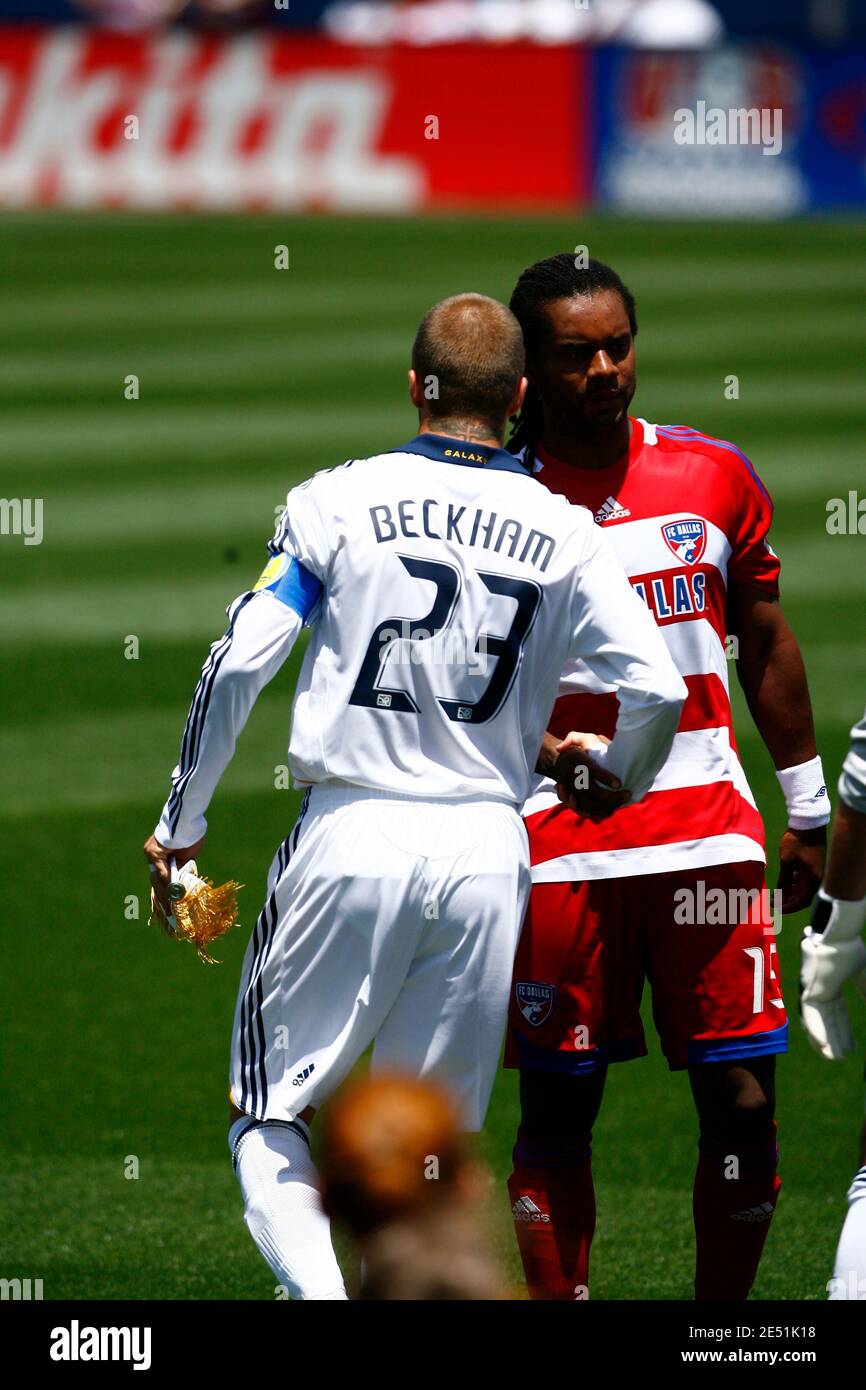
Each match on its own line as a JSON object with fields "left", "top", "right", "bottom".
{"left": 505, "top": 862, "right": 788, "bottom": 1074}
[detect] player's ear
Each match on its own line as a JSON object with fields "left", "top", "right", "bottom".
{"left": 509, "top": 375, "right": 528, "bottom": 418}
{"left": 408, "top": 368, "right": 424, "bottom": 411}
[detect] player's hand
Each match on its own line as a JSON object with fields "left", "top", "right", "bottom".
{"left": 776, "top": 826, "right": 826, "bottom": 914}
{"left": 143, "top": 833, "right": 205, "bottom": 924}
{"left": 552, "top": 732, "right": 631, "bottom": 822}
{"left": 800, "top": 927, "right": 866, "bottom": 1060}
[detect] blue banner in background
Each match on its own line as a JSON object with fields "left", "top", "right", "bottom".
{"left": 591, "top": 45, "right": 866, "bottom": 216}
{"left": 799, "top": 50, "right": 866, "bottom": 210}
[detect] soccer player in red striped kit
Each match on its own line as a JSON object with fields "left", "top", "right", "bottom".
{"left": 504, "top": 255, "right": 829, "bottom": 1300}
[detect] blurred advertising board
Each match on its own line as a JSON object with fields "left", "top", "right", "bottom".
{"left": 0, "top": 29, "right": 586, "bottom": 210}
{"left": 591, "top": 44, "right": 866, "bottom": 216}
{"left": 0, "top": 29, "right": 861, "bottom": 214}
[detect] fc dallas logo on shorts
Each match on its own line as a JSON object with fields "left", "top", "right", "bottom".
{"left": 515, "top": 982, "right": 555, "bottom": 1027}
{"left": 661, "top": 518, "right": 707, "bottom": 564}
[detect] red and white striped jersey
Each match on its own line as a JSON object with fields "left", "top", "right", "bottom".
{"left": 523, "top": 416, "right": 780, "bottom": 881}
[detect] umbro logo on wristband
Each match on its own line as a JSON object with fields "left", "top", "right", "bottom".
{"left": 776, "top": 757, "right": 831, "bottom": 828}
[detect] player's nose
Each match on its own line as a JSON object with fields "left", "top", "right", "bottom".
{"left": 589, "top": 349, "right": 617, "bottom": 376}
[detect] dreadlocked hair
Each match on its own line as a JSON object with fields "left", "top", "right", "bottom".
{"left": 507, "top": 253, "right": 638, "bottom": 468}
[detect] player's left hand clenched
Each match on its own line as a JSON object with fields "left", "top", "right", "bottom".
{"left": 143, "top": 833, "right": 205, "bottom": 923}
{"left": 776, "top": 826, "right": 826, "bottom": 914}
{"left": 553, "top": 731, "right": 632, "bottom": 822}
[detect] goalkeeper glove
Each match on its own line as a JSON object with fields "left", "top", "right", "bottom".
{"left": 800, "top": 889, "right": 866, "bottom": 1060}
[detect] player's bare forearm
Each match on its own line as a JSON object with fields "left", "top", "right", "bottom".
{"left": 730, "top": 586, "right": 817, "bottom": 769}
{"left": 824, "top": 799, "right": 866, "bottom": 901}
{"left": 730, "top": 584, "right": 826, "bottom": 910}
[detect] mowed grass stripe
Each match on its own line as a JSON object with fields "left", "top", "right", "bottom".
{"left": 8, "top": 411, "right": 862, "bottom": 494}
{"left": 3, "top": 324, "right": 864, "bottom": 401}
{"left": 2, "top": 474, "right": 855, "bottom": 610}
{"left": 1, "top": 574, "right": 293, "bottom": 640}
{"left": 7, "top": 235, "right": 866, "bottom": 291}
{"left": 77, "top": 305, "right": 865, "bottom": 367}
{"left": 0, "top": 401, "right": 406, "bottom": 464}
{"left": 0, "top": 328, "right": 411, "bottom": 393}
{"left": 4, "top": 642, "right": 857, "bottom": 816}
{"left": 12, "top": 480, "right": 288, "bottom": 548}
{"left": 0, "top": 696, "right": 301, "bottom": 819}
{"left": 3, "top": 235, "right": 865, "bottom": 339}
{"left": 0, "top": 279, "right": 441, "bottom": 335}
{"left": 633, "top": 376, "right": 864, "bottom": 415}
{"left": 762, "top": 533, "right": 865, "bottom": 597}
{"left": 5, "top": 511, "right": 858, "bottom": 609}
{"left": 13, "top": 463, "right": 856, "bottom": 555}
{"left": 3, "top": 385, "right": 861, "bottom": 467}
{"left": 3, "top": 274, "right": 863, "bottom": 353}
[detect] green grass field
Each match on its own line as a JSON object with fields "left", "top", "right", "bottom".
{"left": 2, "top": 213, "right": 865, "bottom": 1300}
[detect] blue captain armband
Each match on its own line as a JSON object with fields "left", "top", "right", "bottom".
{"left": 252, "top": 553, "right": 323, "bottom": 623}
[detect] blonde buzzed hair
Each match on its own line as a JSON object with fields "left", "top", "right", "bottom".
{"left": 411, "top": 292, "right": 525, "bottom": 432}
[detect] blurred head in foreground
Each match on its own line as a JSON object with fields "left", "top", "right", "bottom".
{"left": 320, "top": 1073, "right": 504, "bottom": 1300}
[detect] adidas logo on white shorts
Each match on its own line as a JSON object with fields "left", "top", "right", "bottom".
{"left": 512, "top": 1195, "right": 550, "bottom": 1223}
{"left": 594, "top": 495, "right": 631, "bottom": 524}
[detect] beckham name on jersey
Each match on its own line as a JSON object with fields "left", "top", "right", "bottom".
{"left": 369, "top": 499, "right": 556, "bottom": 573}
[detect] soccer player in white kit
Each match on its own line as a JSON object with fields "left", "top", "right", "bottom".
{"left": 801, "top": 707, "right": 866, "bottom": 1299}
{"left": 144, "top": 294, "right": 686, "bottom": 1299}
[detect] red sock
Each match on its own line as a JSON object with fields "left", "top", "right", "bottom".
{"left": 507, "top": 1130, "right": 596, "bottom": 1300}
{"left": 693, "top": 1123, "right": 781, "bottom": 1300}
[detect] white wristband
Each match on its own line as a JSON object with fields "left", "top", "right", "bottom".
{"left": 776, "top": 755, "right": 831, "bottom": 830}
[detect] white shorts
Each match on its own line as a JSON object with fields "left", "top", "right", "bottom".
{"left": 229, "top": 784, "right": 530, "bottom": 1131}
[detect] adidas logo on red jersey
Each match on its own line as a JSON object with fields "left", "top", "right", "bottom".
{"left": 594, "top": 495, "right": 631, "bottom": 524}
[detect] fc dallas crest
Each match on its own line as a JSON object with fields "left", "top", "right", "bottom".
{"left": 515, "top": 982, "right": 555, "bottom": 1027}
{"left": 661, "top": 518, "right": 707, "bottom": 565}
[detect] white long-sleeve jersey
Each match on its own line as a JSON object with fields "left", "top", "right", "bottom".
{"left": 154, "top": 434, "right": 686, "bottom": 849}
